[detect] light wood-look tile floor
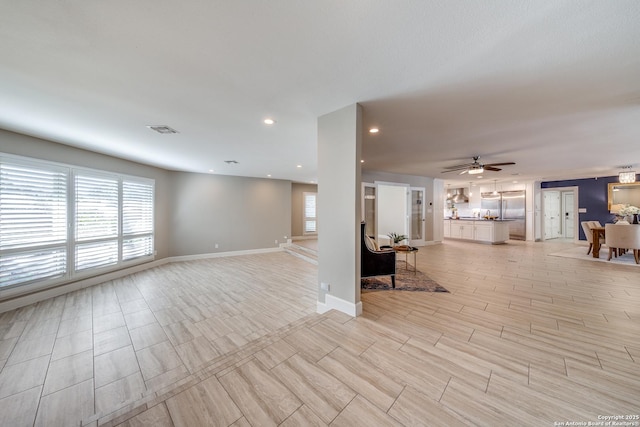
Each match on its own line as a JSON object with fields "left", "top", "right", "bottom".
{"left": 0, "top": 240, "right": 638, "bottom": 426}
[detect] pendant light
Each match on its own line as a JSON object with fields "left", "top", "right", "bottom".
{"left": 492, "top": 179, "right": 498, "bottom": 195}
{"left": 619, "top": 166, "right": 636, "bottom": 183}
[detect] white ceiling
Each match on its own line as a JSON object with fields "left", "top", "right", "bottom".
{"left": 1, "top": 1, "right": 639, "bottom": 186}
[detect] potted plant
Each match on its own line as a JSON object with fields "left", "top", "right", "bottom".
{"left": 619, "top": 204, "right": 640, "bottom": 224}
{"left": 387, "top": 232, "right": 408, "bottom": 247}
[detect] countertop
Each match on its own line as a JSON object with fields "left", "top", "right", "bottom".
{"left": 446, "top": 217, "right": 514, "bottom": 221}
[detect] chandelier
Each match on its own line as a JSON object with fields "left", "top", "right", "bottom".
{"left": 619, "top": 166, "right": 636, "bottom": 184}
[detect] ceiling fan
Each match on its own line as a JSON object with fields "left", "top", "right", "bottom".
{"left": 442, "top": 156, "right": 515, "bottom": 175}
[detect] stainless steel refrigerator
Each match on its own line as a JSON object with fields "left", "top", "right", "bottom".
{"left": 480, "top": 190, "right": 526, "bottom": 240}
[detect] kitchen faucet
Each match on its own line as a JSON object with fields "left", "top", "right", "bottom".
{"left": 486, "top": 210, "right": 491, "bottom": 217}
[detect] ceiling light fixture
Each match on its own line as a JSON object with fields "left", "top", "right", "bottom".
{"left": 619, "top": 166, "right": 636, "bottom": 183}
{"left": 468, "top": 181, "right": 473, "bottom": 197}
{"left": 468, "top": 166, "right": 484, "bottom": 175}
{"left": 263, "top": 118, "right": 275, "bottom": 125}
{"left": 296, "top": 165, "right": 302, "bottom": 168}
{"left": 147, "top": 125, "right": 178, "bottom": 134}
{"left": 492, "top": 179, "right": 498, "bottom": 195}
{"left": 369, "top": 128, "right": 379, "bottom": 134}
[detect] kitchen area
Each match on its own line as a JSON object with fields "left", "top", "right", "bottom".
{"left": 443, "top": 182, "right": 527, "bottom": 244}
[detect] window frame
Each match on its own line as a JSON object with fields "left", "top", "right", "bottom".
{"left": 0, "top": 153, "right": 155, "bottom": 297}
{"left": 302, "top": 191, "right": 317, "bottom": 235}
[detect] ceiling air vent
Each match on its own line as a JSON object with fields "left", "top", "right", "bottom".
{"left": 224, "top": 160, "right": 239, "bottom": 164}
{"left": 147, "top": 125, "right": 178, "bottom": 134}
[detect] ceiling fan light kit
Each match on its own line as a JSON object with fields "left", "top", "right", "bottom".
{"left": 442, "top": 156, "right": 515, "bottom": 175}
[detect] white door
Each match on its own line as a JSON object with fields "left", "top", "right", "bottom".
{"left": 376, "top": 182, "right": 409, "bottom": 245}
{"left": 410, "top": 187, "right": 426, "bottom": 246}
{"left": 543, "top": 191, "right": 562, "bottom": 240}
{"left": 562, "top": 192, "right": 575, "bottom": 239}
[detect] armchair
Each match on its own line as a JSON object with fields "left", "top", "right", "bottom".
{"left": 361, "top": 222, "right": 396, "bottom": 288}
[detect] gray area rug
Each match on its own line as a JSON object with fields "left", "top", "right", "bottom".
{"left": 549, "top": 245, "right": 639, "bottom": 266}
{"left": 361, "top": 260, "right": 449, "bottom": 292}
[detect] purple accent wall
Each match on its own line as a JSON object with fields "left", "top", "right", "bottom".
{"left": 541, "top": 176, "right": 619, "bottom": 240}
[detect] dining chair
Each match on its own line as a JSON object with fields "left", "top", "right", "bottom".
{"left": 604, "top": 223, "right": 640, "bottom": 263}
{"left": 581, "top": 221, "right": 604, "bottom": 255}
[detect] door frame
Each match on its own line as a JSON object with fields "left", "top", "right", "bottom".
{"left": 540, "top": 186, "right": 579, "bottom": 242}
{"left": 409, "top": 186, "right": 426, "bottom": 246}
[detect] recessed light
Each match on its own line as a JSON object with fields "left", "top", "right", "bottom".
{"left": 147, "top": 125, "right": 178, "bottom": 134}
{"left": 369, "top": 128, "right": 379, "bottom": 134}
{"left": 476, "top": 176, "right": 483, "bottom": 179}
{"left": 267, "top": 174, "right": 272, "bottom": 177}
{"left": 264, "top": 118, "right": 275, "bottom": 125}
{"left": 208, "top": 169, "right": 214, "bottom": 173}
{"left": 296, "top": 165, "right": 302, "bottom": 168}
{"left": 360, "top": 160, "right": 365, "bottom": 163}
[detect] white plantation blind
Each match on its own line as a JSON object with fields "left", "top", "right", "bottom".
{"left": 0, "top": 161, "right": 68, "bottom": 287}
{"left": 75, "top": 174, "right": 119, "bottom": 241}
{"left": 122, "top": 180, "right": 154, "bottom": 260}
{"left": 74, "top": 174, "right": 119, "bottom": 271}
{"left": 0, "top": 154, "right": 155, "bottom": 290}
{"left": 123, "top": 181, "right": 153, "bottom": 235}
{"left": 303, "top": 192, "right": 317, "bottom": 234}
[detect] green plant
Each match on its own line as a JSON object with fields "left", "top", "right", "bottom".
{"left": 387, "top": 232, "right": 408, "bottom": 245}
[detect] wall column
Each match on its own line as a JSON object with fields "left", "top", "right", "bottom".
{"left": 316, "top": 103, "right": 362, "bottom": 316}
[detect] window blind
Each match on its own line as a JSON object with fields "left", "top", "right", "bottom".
{"left": 74, "top": 174, "right": 119, "bottom": 271}
{"left": 0, "top": 161, "right": 68, "bottom": 287}
{"left": 1, "top": 155, "right": 155, "bottom": 290}
{"left": 303, "top": 192, "right": 317, "bottom": 234}
{"left": 122, "top": 180, "right": 154, "bottom": 260}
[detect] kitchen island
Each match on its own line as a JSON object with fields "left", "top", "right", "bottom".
{"left": 443, "top": 219, "right": 510, "bottom": 244}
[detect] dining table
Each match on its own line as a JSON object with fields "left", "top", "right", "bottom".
{"left": 591, "top": 226, "right": 606, "bottom": 258}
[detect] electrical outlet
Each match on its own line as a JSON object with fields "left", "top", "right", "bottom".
{"left": 215, "top": 243, "right": 219, "bottom": 249}
{"left": 320, "top": 282, "right": 330, "bottom": 292}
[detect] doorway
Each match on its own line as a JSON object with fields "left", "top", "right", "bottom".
{"left": 376, "top": 182, "right": 409, "bottom": 245}
{"left": 541, "top": 187, "right": 579, "bottom": 242}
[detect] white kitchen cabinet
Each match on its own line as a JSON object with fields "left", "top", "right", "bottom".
{"left": 444, "top": 219, "right": 509, "bottom": 244}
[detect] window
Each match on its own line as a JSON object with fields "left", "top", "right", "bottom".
{"left": 122, "top": 180, "right": 154, "bottom": 261}
{"left": 0, "top": 154, "right": 154, "bottom": 291}
{"left": 0, "top": 161, "right": 68, "bottom": 287}
{"left": 75, "top": 173, "right": 119, "bottom": 271}
{"left": 303, "top": 192, "right": 317, "bottom": 234}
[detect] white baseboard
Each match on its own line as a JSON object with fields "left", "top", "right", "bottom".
{"left": 168, "top": 247, "right": 283, "bottom": 263}
{"left": 291, "top": 235, "right": 318, "bottom": 241}
{"left": 316, "top": 294, "right": 361, "bottom": 317}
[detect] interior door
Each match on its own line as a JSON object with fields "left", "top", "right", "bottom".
{"left": 543, "top": 191, "right": 562, "bottom": 240}
{"left": 410, "top": 187, "right": 425, "bottom": 246}
{"left": 562, "top": 191, "right": 575, "bottom": 239}
{"left": 362, "top": 184, "right": 376, "bottom": 238}
{"left": 376, "top": 182, "right": 409, "bottom": 245}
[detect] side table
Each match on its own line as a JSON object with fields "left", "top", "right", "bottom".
{"left": 393, "top": 246, "right": 418, "bottom": 273}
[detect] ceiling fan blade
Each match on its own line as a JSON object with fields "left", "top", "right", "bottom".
{"left": 441, "top": 168, "right": 467, "bottom": 173}
{"left": 442, "top": 163, "right": 475, "bottom": 169}
{"left": 484, "top": 162, "right": 515, "bottom": 167}
{"left": 484, "top": 166, "right": 502, "bottom": 171}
